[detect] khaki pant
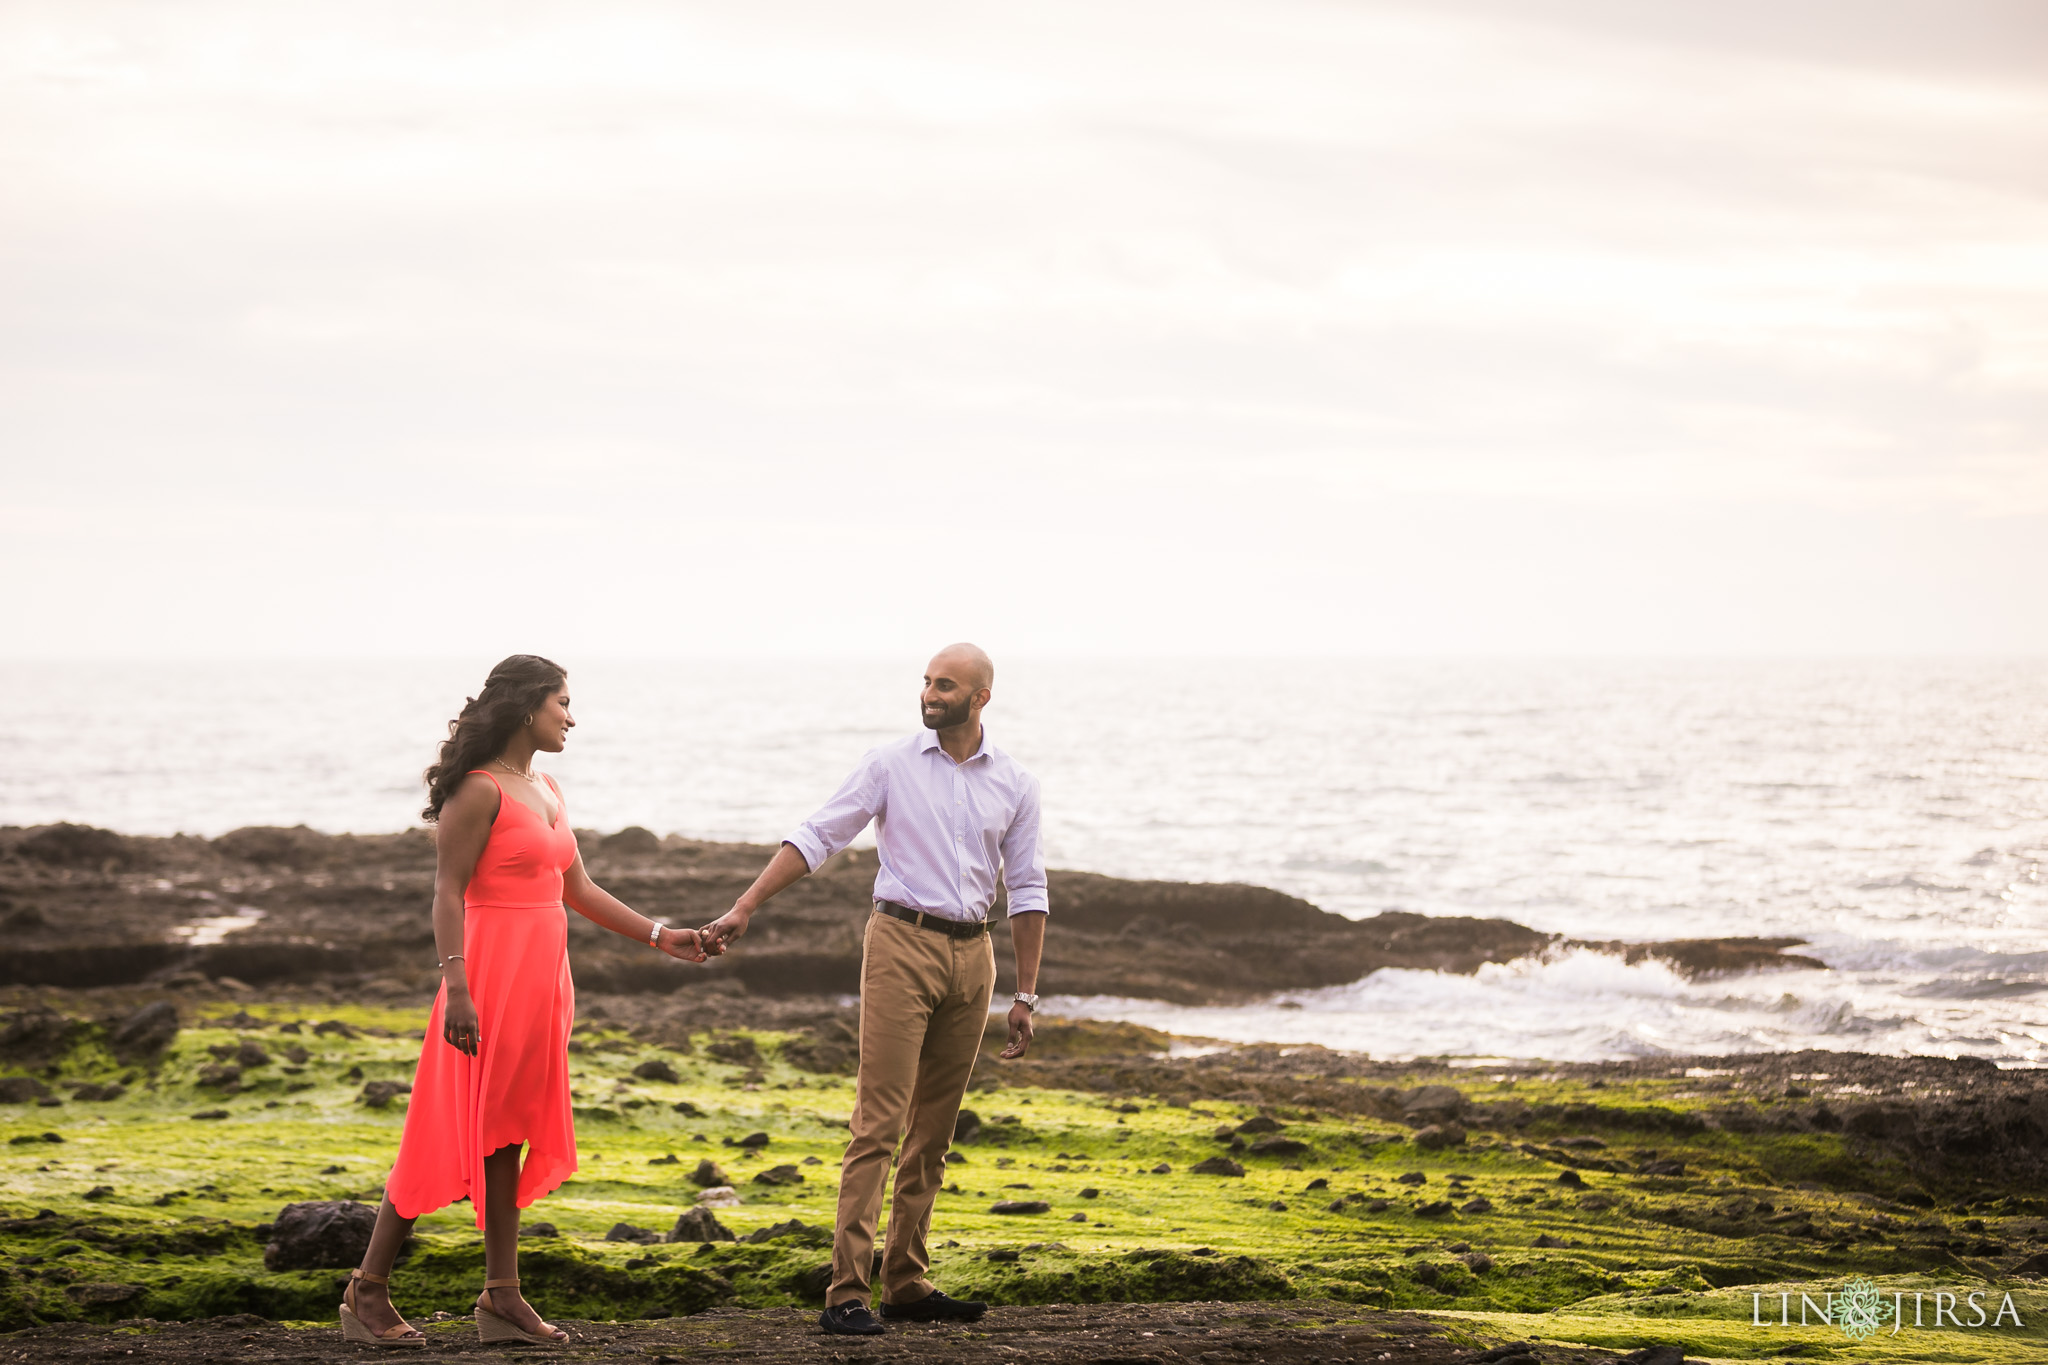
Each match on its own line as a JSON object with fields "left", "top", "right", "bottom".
{"left": 828, "top": 909, "right": 995, "bottom": 1307}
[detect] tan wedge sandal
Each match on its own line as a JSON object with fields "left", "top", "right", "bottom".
{"left": 339, "top": 1269, "right": 426, "bottom": 1348}
{"left": 475, "top": 1277, "right": 569, "bottom": 1346}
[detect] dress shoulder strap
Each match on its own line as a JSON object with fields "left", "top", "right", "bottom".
{"left": 466, "top": 769, "right": 506, "bottom": 796}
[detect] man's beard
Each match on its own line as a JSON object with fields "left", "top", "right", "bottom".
{"left": 922, "top": 698, "right": 972, "bottom": 730}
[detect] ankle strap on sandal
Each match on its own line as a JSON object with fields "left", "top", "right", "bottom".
{"left": 352, "top": 1270, "right": 391, "bottom": 1285}
{"left": 482, "top": 1277, "right": 520, "bottom": 1289}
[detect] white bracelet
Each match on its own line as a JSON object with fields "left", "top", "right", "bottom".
{"left": 647, "top": 920, "right": 664, "bottom": 949}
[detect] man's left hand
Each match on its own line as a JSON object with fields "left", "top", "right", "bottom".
{"left": 999, "top": 1001, "right": 1035, "bottom": 1059}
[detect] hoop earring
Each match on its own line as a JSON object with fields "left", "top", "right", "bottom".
{"left": 523, "top": 714, "right": 534, "bottom": 726}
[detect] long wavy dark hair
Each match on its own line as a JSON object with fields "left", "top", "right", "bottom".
{"left": 422, "top": 654, "right": 567, "bottom": 822}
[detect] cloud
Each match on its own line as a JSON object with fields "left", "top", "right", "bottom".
{"left": 2, "top": 0, "right": 2044, "bottom": 656}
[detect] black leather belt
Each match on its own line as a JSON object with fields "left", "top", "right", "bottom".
{"left": 876, "top": 900, "right": 988, "bottom": 938}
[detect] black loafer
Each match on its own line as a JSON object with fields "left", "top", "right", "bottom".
{"left": 819, "top": 1302, "right": 886, "bottom": 1336}
{"left": 879, "top": 1290, "right": 988, "bottom": 1323}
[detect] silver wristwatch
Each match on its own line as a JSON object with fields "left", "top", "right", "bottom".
{"left": 1013, "top": 992, "right": 1039, "bottom": 1012}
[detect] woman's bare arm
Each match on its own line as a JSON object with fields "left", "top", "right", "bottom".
{"left": 432, "top": 774, "right": 499, "bottom": 1056}
{"left": 562, "top": 845, "right": 706, "bottom": 962}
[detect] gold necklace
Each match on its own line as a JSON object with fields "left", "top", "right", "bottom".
{"left": 493, "top": 757, "right": 537, "bottom": 781}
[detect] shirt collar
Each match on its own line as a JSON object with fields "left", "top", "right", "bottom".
{"left": 920, "top": 725, "right": 991, "bottom": 763}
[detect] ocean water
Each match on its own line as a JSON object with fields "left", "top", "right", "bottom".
{"left": 4, "top": 658, "right": 2044, "bottom": 1063}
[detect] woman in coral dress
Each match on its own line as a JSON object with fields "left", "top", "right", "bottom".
{"left": 340, "top": 654, "right": 706, "bottom": 1348}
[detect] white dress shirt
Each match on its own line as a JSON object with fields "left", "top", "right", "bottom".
{"left": 784, "top": 728, "right": 1048, "bottom": 922}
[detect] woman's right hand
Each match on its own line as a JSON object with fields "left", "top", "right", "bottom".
{"left": 443, "top": 988, "right": 481, "bottom": 1056}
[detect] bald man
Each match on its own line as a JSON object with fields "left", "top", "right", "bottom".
{"left": 701, "top": 645, "right": 1047, "bottom": 1336}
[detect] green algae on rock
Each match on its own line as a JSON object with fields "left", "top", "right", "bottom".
{"left": 4, "top": 996, "right": 2047, "bottom": 1361}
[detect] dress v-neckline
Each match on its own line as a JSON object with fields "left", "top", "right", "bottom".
{"left": 503, "top": 785, "right": 561, "bottom": 830}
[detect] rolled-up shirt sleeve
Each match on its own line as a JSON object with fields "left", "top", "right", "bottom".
{"left": 1000, "top": 775, "right": 1049, "bottom": 917}
{"left": 785, "top": 753, "right": 888, "bottom": 872}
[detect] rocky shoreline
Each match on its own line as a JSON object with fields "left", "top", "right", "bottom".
{"left": 1, "top": 823, "right": 1823, "bottom": 1004}
{"left": 8, "top": 823, "right": 2043, "bottom": 1364}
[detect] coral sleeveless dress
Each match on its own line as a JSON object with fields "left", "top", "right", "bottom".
{"left": 387, "top": 771, "right": 579, "bottom": 1226}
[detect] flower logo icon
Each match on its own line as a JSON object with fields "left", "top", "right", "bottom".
{"left": 1835, "top": 1277, "right": 1894, "bottom": 1340}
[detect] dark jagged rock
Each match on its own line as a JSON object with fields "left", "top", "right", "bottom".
{"left": 781, "top": 1017, "right": 858, "bottom": 1075}
{"left": 65, "top": 1283, "right": 144, "bottom": 1306}
{"left": 1413, "top": 1123, "right": 1466, "bottom": 1150}
{"left": 689, "top": 1158, "right": 729, "bottom": 1188}
{"left": 1402, "top": 1086, "right": 1466, "bottom": 1120}
{"left": 1190, "top": 1157, "right": 1246, "bottom": 1177}
{"left": 667, "top": 1207, "right": 735, "bottom": 1243}
{"left": 1573, "top": 935, "right": 1826, "bottom": 978}
{"left": 990, "top": 1200, "right": 1053, "bottom": 1214}
{"left": 707, "top": 1037, "right": 763, "bottom": 1066}
{"left": 752, "top": 1164, "right": 803, "bottom": 1186}
{"left": 208, "top": 1039, "right": 268, "bottom": 1068}
{"left": 0, "top": 1077, "right": 53, "bottom": 1104}
{"left": 739, "top": 1219, "right": 827, "bottom": 1245}
{"left": 358, "top": 1080, "right": 411, "bottom": 1108}
{"left": 196, "top": 1065, "right": 241, "bottom": 1090}
{"left": 1247, "top": 1136, "right": 1309, "bottom": 1157}
{"left": 954, "top": 1109, "right": 982, "bottom": 1143}
{"left": 597, "top": 827, "right": 663, "bottom": 857}
{"left": 605, "top": 1223, "right": 663, "bottom": 1244}
{"left": 263, "top": 1200, "right": 379, "bottom": 1270}
{"left": 631, "top": 1058, "right": 680, "bottom": 1083}
{"left": 16, "top": 824, "right": 133, "bottom": 869}
{"left": 1617, "top": 1347, "right": 1686, "bottom": 1365}
{"left": 213, "top": 826, "right": 331, "bottom": 870}
{"left": 0, "top": 1006, "right": 80, "bottom": 1064}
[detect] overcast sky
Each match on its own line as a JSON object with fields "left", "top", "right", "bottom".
{"left": 3, "top": 0, "right": 2045, "bottom": 659}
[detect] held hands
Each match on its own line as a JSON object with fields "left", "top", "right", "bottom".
{"left": 654, "top": 925, "right": 709, "bottom": 963}
{"left": 999, "top": 1000, "right": 1035, "bottom": 1059}
{"left": 696, "top": 904, "right": 752, "bottom": 957}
